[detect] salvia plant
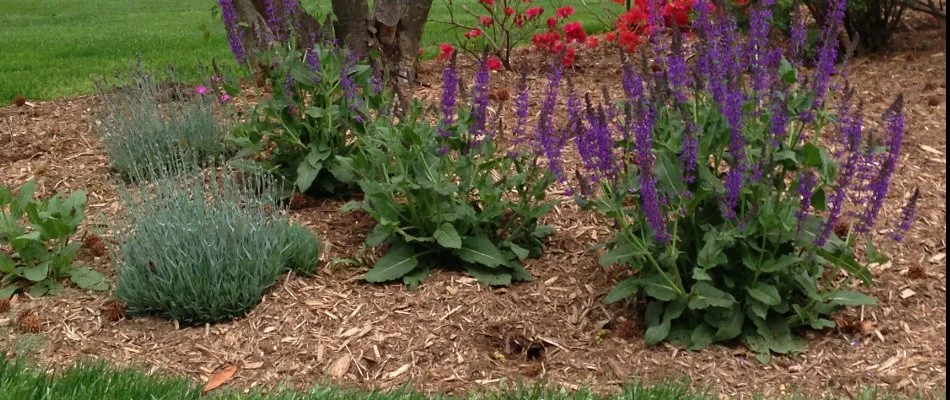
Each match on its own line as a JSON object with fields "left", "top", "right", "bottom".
{"left": 345, "top": 54, "right": 557, "bottom": 287}
{"left": 95, "top": 63, "right": 232, "bottom": 181}
{"left": 561, "top": 0, "right": 919, "bottom": 360}
{"left": 0, "top": 181, "right": 107, "bottom": 299}
{"left": 223, "top": 0, "right": 383, "bottom": 197}
{"left": 114, "top": 158, "right": 322, "bottom": 325}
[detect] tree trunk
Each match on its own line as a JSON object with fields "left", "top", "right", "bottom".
{"left": 331, "top": 0, "right": 371, "bottom": 56}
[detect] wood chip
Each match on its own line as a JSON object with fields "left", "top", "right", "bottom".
{"left": 928, "top": 252, "right": 946, "bottom": 263}
{"left": 919, "top": 144, "right": 943, "bottom": 155}
{"left": 384, "top": 362, "right": 412, "bottom": 380}
{"left": 243, "top": 361, "right": 264, "bottom": 370}
{"left": 202, "top": 365, "right": 237, "bottom": 393}
{"left": 900, "top": 288, "right": 917, "bottom": 299}
{"left": 327, "top": 355, "right": 351, "bottom": 378}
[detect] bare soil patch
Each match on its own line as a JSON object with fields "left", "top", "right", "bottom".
{"left": 0, "top": 16, "right": 945, "bottom": 399}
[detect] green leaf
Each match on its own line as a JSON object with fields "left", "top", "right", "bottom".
{"left": 815, "top": 248, "right": 872, "bottom": 285}
{"left": 466, "top": 265, "right": 512, "bottom": 286}
{"left": 341, "top": 200, "right": 363, "bottom": 213}
{"left": 0, "top": 285, "right": 17, "bottom": 299}
{"left": 810, "top": 318, "right": 836, "bottom": 330}
{"left": 329, "top": 156, "right": 356, "bottom": 184}
{"left": 811, "top": 187, "right": 827, "bottom": 211}
{"left": 455, "top": 236, "right": 505, "bottom": 268}
{"left": 21, "top": 262, "right": 49, "bottom": 282}
{"left": 0, "top": 253, "right": 14, "bottom": 274}
{"left": 759, "top": 254, "right": 802, "bottom": 273}
{"left": 364, "top": 243, "right": 420, "bottom": 282}
{"left": 599, "top": 242, "right": 638, "bottom": 266}
{"left": 402, "top": 266, "right": 430, "bottom": 289}
{"left": 689, "top": 282, "right": 737, "bottom": 309}
{"left": 508, "top": 243, "right": 530, "bottom": 261}
{"left": 69, "top": 267, "right": 108, "bottom": 291}
{"left": 295, "top": 162, "right": 321, "bottom": 192}
{"left": 531, "top": 225, "right": 555, "bottom": 239}
{"left": 713, "top": 307, "right": 744, "bottom": 341}
{"left": 691, "top": 267, "right": 712, "bottom": 281}
{"left": 746, "top": 283, "right": 782, "bottom": 306}
{"left": 688, "top": 323, "right": 715, "bottom": 350}
{"left": 801, "top": 143, "right": 822, "bottom": 168}
{"left": 779, "top": 57, "right": 797, "bottom": 84}
{"left": 14, "top": 180, "right": 36, "bottom": 216}
{"left": 644, "top": 300, "right": 686, "bottom": 345}
{"left": 508, "top": 263, "right": 534, "bottom": 282}
{"left": 365, "top": 224, "right": 393, "bottom": 247}
{"left": 826, "top": 290, "right": 877, "bottom": 306}
{"left": 638, "top": 274, "right": 680, "bottom": 302}
{"left": 864, "top": 239, "right": 889, "bottom": 264}
{"left": 604, "top": 276, "right": 638, "bottom": 304}
{"left": 433, "top": 223, "right": 462, "bottom": 249}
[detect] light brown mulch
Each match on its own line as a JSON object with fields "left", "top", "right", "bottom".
{"left": 0, "top": 14, "right": 945, "bottom": 400}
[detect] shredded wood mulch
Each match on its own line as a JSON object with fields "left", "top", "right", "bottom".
{"left": 0, "top": 14, "right": 945, "bottom": 399}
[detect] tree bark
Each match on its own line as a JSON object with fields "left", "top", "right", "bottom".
{"left": 331, "top": 0, "right": 371, "bottom": 56}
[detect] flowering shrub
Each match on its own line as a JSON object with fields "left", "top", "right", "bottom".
{"left": 345, "top": 55, "right": 557, "bottom": 287}
{"left": 567, "top": 0, "right": 917, "bottom": 360}
{"left": 228, "top": 42, "right": 385, "bottom": 196}
{"left": 441, "top": 0, "right": 592, "bottom": 68}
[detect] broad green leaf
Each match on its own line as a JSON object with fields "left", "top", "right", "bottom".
{"left": 402, "top": 266, "right": 430, "bottom": 289}
{"left": 826, "top": 290, "right": 877, "bottom": 306}
{"left": 864, "top": 238, "right": 889, "bottom": 264}
{"left": 508, "top": 243, "right": 530, "bottom": 261}
{"left": 329, "top": 156, "right": 356, "bottom": 184}
{"left": 508, "top": 263, "right": 534, "bottom": 282}
{"left": 801, "top": 143, "right": 822, "bottom": 168}
{"left": 688, "top": 282, "right": 737, "bottom": 309}
{"left": 364, "top": 243, "right": 419, "bottom": 282}
{"left": 638, "top": 274, "right": 680, "bottom": 302}
{"left": 69, "top": 266, "right": 108, "bottom": 291}
{"left": 746, "top": 283, "right": 782, "bottom": 306}
{"left": 810, "top": 318, "right": 836, "bottom": 330}
{"left": 455, "top": 236, "right": 505, "bottom": 268}
{"left": 713, "top": 307, "right": 744, "bottom": 341}
{"left": 21, "top": 262, "right": 49, "bottom": 282}
{"left": 811, "top": 188, "right": 827, "bottom": 211}
{"left": 688, "top": 323, "right": 715, "bottom": 350}
{"left": 0, "top": 253, "right": 14, "bottom": 274}
{"left": 340, "top": 200, "right": 363, "bottom": 213}
{"left": 0, "top": 285, "right": 16, "bottom": 299}
{"left": 691, "top": 267, "right": 712, "bottom": 281}
{"left": 759, "top": 254, "right": 801, "bottom": 273}
{"left": 604, "top": 276, "right": 638, "bottom": 304}
{"left": 748, "top": 298, "right": 769, "bottom": 320}
{"left": 433, "top": 223, "right": 462, "bottom": 249}
{"left": 13, "top": 180, "right": 36, "bottom": 216}
{"left": 466, "top": 265, "right": 512, "bottom": 286}
{"left": 365, "top": 224, "right": 393, "bottom": 247}
{"left": 779, "top": 57, "right": 797, "bottom": 84}
{"left": 531, "top": 225, "right": 555, "bottom": 239}
{"left": 815, "top": 248, "right": 872, "bottom": 285}
{"left": 644, "top": 300, "right": 686, "bottom": 345}
{"left": 295, "top": 162, "right": 321, "bottom": 192}
{"left": 62, "top": 191, "right": 87, "bottom": 212}
{"left": 599, "top": 242, "right": 638, "bottom": 266}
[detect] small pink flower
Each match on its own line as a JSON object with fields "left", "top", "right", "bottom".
{"left": 219, "top": 93, "right": 231, "bottom": 103}
{"left": 195, "top": 85, "right": 208, "bottom": 95}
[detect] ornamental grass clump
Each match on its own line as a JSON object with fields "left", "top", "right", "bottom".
{"left": 567, "top": 0, "right": 918, "bottom": 360}
{"left": 95, "top": 64, "right": 231, "bottom": 181}
{"left": 346, "top": 54, "right": 558, "bottom": 287}
{"left": 114, "top": 159, "right": 321, "bottom": 325}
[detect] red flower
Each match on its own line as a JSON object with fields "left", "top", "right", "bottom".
{"left": 525, "top": 6, "right": 544, "bottom": 19}
{"left": 514, "top": 14, "right": 525, "bottom": 27}
{"left": 546, "top": 16, "right": 558, "bottom": 29}
{"left": 556, "top": 6, "right": 575, "bottom": 18}
{"left": 617, "top": 7, "right": 648, "bottom": 30}
{"left": 480, "top": 0, "right": 495, "bottom": 6}
{"left": 438, "top": 43, "right": 455, "bottom": 60}
{"left": 736, "top": 0, "right": 749, "bottom": 5}
{"left": 618, "top": 30, "right": 641, "bottom": 52}
{"left": 563, "top": 21, "right": 587, "bottom": 43}
{"left": 663, "top": 0, "right": 693, "bottom": 27}
{"left": 561, "top": 46, "right": 576, "bottom": 66}
{"left": 480, "top": 15, "right": 494, "bottom": 26}
{"left": 464, "top": 29, "right": 483, "bottom": 39}
{"left": 486, "top": 56, "right": 503, "bottom": 71}
{"left": 586, "top": 35, "right": 599, "bottom": 49}
{"left": 531, "top": 31, "right": 561, "bottom": 52}
{"left": 504, "top": 6, "right": 515, "bottom": 16}
{"left": 605, "top": 31, "right": 617, "bottom": 43}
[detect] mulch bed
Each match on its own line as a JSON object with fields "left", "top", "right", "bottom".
{"left": 0, "top": 14, "right": 945, "bottom": 399}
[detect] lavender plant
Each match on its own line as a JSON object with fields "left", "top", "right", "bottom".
{"left": 345, "top": 56, "right": 557, "bottom": 287}
{"left": 573, "top": 0, "right": 917, "bottom": 360}
{"left": 228, "top": 40, "right": 385, "bottom": 196}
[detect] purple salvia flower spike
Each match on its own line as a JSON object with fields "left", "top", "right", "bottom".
{"left": 805, "top": 0, "right": 846, "bottom": 123}
{"left": 893, "top": 187, "right": 919, "bottom": 242}
{"left": 219, "top": 0, "right": 247, "bottom": 64}
{"left": 815, "top": 99, "right": 864, "bottom": 247}
{"left": 438, "top": 54, "right": 460, "bottom": 139}
{"left": 856, "top": 94, "right": 904, "bottom": 233}
{"left": 796, "top": 171, "right": 817, "bottom": 232}
{"left": 469, "top": 55, "right": 491, "bottom": 141}
{"left": 634, "top": 103, "right": 670, "bottom": 243}
{"left": 789, "top": 7, "right": 807, "bottom": 65}
{"left": 537, "top": 61, "right": 564, "bottom": 179}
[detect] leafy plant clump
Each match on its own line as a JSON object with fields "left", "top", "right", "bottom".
{"left": 228, "top": 36, "right": 385, "bottom": 197}
{"left": 0, "top": 181, "right": 108, "bottom": 298}
{"left": 346, "top": 55, "right": 557, "bottom": 287}
{"left": 95, "top": 63, "right": 233, "bottom": 181}
{"left": 113, "top": 162, "right": 321, "bottom": 325}
{"left": 563, "top": 0, "right": 918, "bottom": 360}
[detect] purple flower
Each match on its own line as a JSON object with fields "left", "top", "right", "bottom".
{"left": 305, "top": 47, "right": 321, "bottom": 83}
{"left": 219, "top": 0, "right": 246, "bottom": 64}
{"left": 720, "top": 89, "right": 747, "bottom": 219}
{"left": 789, "top": 8, "right": 807, "bottom": 64}
{"left": 634, "top": 104, "right": 670, "bottom": 243}
{"left": 436, "top": 145, "right": 450, "bottom": 156}
{"left": 721, "top": 169, "right": 743, "bottom": 220}
{"left": 667, "top": 28, "right": 690, "bottom": 104}
{"left": 469, "top": 57, "right": 491, "bottom": 139}
{"left": 796, "top": 171, "right": 817, "bottom": 232}
{"left": 806, "top": 0, "right": 846, "bottom": 121}
{"left": 283, "top": 74, "right": 296, "bottom": 113}
{"left": 747, "top": 2, "right": 775, "bottom": 96}
{"left": 816, "top": 101, "right": 864, "bottom": 247}
{"left": 371, "top": 66, "right": 384, "bottom": 95}
{"left": 263, "top": 0, "right": 281, "bottom": 43}
{"left": 893, "top": 187, "right": 919, "bottom": 242}
{"left": 621, "top": 51, "right": 644, "bottom": 103}
{"left": 512, "top": 71, "right": 530, "bottom": 147}
{"left": 680, "top": 122, "right": 698, "bottom": 185}
{"left": 856, "top": 95, "right": 904, "bottom": 233}
{"left": 537, "top": 61, "right": 565, "bottom": 178}
{"left": 438, "top": 55, "right": 459, "bottom": 138}
{"left": 340, "top": 51, "right": 364, "bottom": 120}
{"left": 577, "top": 94, "right": 615, "bottom": 180}
{"left": 195, "top": 85, "right": 208, "bottom": 95}
{"left": 769, "top": 98, "right": 789, "bottom": 146}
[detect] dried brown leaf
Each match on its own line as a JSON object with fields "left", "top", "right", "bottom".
{"left": 202, "top": 365, "right": 237, "bottom": 393}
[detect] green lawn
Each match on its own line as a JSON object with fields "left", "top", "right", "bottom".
{"left": 0, "top": 357, "right": 937, "bottom": 400}
{"left": 0, "top": 0, "right": 616, "bottom": 105}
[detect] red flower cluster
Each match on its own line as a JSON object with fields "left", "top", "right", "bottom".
{"left": 530, "top": 12, "right": 590, "bottom": 66}
{"left": 604, "top": 0, "right": 700, "bottom": 52}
